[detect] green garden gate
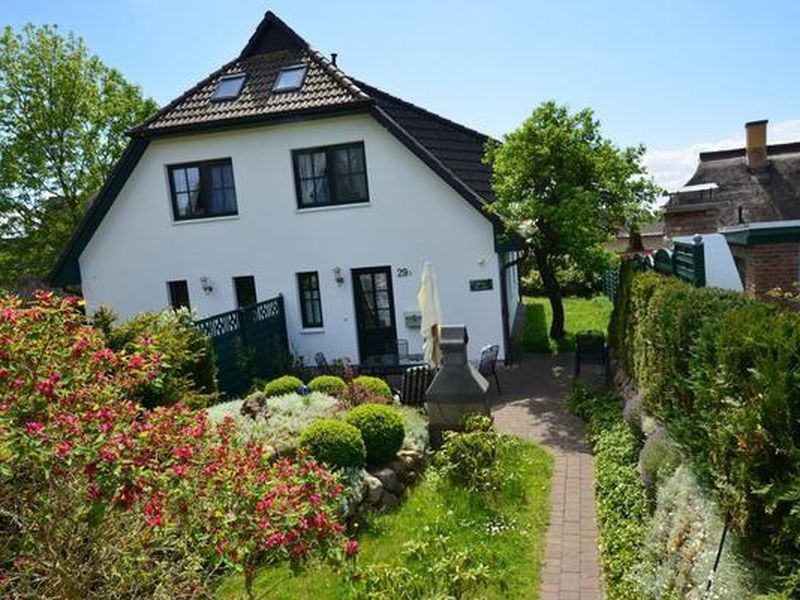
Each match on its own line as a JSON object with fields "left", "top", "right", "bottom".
{"left": 195, "top": 295, "right": 289, "bottom": 398}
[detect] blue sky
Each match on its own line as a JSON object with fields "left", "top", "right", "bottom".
{"left": 5, "top": 0, "right": 800, "bottom": 191}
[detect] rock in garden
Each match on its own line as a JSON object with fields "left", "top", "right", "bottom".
{"left": 364, "top": 474, "right": 383, "bottom": 504}
{"left": 240, "top": 392, "right": 266, "bottom": 418}
{"left": 387, "top": 459, "right": 408, "bottom": 478}
{"left": 379, "top": 490, "right": 399, "bottom": 511}
{"left": 372, "top": 467, "right": 399, "bottom": 493}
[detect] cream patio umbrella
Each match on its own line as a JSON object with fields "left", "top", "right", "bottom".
{"left": 417, "top": 262, "right": 443, "bottom": 368}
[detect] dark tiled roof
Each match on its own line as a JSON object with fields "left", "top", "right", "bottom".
{"left": 356, "top": 81, "right": 494, "bottom": 202}
{"left": 667, "top": 143, "right": 800, "bottom": 223}
{"left": 130, "top": 12, "right": 494, "bottom": 205}
{"left": 132, "top": 48, "right": 370, "bottom": 134}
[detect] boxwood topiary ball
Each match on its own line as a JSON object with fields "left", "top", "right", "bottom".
{"left": 308, "top": 375, "right": 347, "bottom": 397}
{"left": 350, "top": 375, "right": 393, "bottom": 400}
{"left": 299, "top": 419, "right": 366, "bottom": 468}
{"left": 344, "top": 403, "right": 405, "bottom": 465}
{"left": 263, "top": 375, "right": 304, "bottom": 398}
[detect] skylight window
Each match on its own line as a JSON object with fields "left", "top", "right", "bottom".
{"left": 213, "top": 74, "right": 246, "bottom": 101}
{"left": 273, "top": 65, "right": 307, "bottom": 92}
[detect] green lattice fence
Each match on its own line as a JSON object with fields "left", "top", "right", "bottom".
{"left": 652, "top": 239, "right": 706, "bottom": 287}
{"left": 195, "top": 295, "right": 289, "bottom": 398}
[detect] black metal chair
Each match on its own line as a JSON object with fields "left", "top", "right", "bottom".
{"left": 314, "top": 352, "right": 330, "bottom": 374}
{"left": 400, "top": 365, "right": 432, "bottom": 406}
{"left": 477, "top": 344, "right": 501, "bottom": 394}
{"left": 574, "top": 330, "right": 610, "bottom": 382}
{"left": 384, "top": 339, "right": 410, "bottom": 362}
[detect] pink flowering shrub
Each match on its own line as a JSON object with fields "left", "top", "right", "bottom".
{"left": 0, "top": 292, "right": 354, "bottom": 598}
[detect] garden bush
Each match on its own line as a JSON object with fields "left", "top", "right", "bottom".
{"left": 635, "top": 466, "right": 754, "bottom": 600}
{"left": 208, "top": 392, "right": 340, "bottom": 453}
{"left": 343, "top": 404, "right": 405, "bottom": 465}
{"left": 435, "top": 414, "right": 506, "bottom": 493}
{"left": 264, "top": 375, "right": 304, "bottom": 397}
{"left": 0, "top": 292, "right": 353, "bottom": 598}
{"left": 568, "top": 385, "right": 648, "bottom": 599}
{"left": 394, "top": 405, "right": 430, "bottom": 452}
{"left": 610, "top": 266, "right": 800, "bottom": 593}
{"left": 348, "top": 375, "right": 392, "bottom": 401}
{"left": 300, "top": 419, "right": 366, "bottom": 469}
{"left": 308, "top": 374, "right": 347, "bottom": 397}
{"left": 638, "top": 425, "right": 681, "bottom": 497}
{"left": 96, "top": 306, "right": 217, "bottom": 409}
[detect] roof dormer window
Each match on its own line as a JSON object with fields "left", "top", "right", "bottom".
{"left": 273, "top": 65, "right": 307, "bottom": 92}
{"left": 213, "top": 74, "right": 246, "bottom": 101}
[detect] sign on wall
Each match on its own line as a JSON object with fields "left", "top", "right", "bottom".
{"left": 469, "top": 278, "right": 493, "bottom": 292}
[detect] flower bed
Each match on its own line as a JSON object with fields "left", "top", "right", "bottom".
{"left": 0, "top": 293, "right": 353, "bottom": 598}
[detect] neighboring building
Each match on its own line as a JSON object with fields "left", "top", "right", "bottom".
{"left": 50, "top": 12, "right": 522, "bottom": 362}
{"left": 605, "top": 221, "right": 666, "bottom": 253}
{"left": 664, "top": 120, "right": 800, "bottom": 238}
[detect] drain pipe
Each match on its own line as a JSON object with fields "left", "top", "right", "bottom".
{"left": 499, "top": 250, "right": 527, "bottom": 366}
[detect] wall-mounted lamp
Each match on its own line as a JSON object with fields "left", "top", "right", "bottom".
{"left": 332, "top": 267, "right": 345, "bottom": 286}
{"left": 199, "top": 276, "right": 214, "bottom": 295}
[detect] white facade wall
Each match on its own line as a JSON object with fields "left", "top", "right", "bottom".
{"left": 79, "top": 114, "right": 507, "bottom": 361}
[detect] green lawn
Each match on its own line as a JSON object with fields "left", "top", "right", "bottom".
{"left": 216, "top": 439, "right": 552, "bottom": 599}
{"left": 522, "top": 296, "right": 612, "bottom": 353}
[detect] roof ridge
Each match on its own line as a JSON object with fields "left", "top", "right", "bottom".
{"left": 305, "top": 48, "right": 370, "bottom": 102}
{"left": 700, "top": 140, "right": 800, "bottom": 162}
{"left": 353, "top": 78, "right": 493, "bottom": 143}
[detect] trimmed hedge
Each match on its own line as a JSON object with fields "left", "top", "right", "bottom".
{"left": 264, "top": 375, "right": 304, "bottom": 398}
{"left": 349, "top": 376, "right": 392, "bottom": 401}
{"left": 308, "top": 375, "right": 347, "bottom": 397}
{"left": 610, "top": 265, "right": 800, "bottom": 584}
{"left": 344, "top": 404, "right": 404, "bottom": 465}
{"left": 299, "top": 419, "right": 366, "bottom": 469}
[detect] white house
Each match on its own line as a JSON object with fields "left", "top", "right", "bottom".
{"left": 51, "top": 12, "right": 523, "bottom": 363}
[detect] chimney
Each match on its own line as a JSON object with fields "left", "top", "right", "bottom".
{"left": 745, "top": 119, "right": 768, "bottom": 170}
{"left": 330, "top": 52, "right": 338, "bottom": 67}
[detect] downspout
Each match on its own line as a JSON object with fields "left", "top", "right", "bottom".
{"left": 498, "top": 251, "right": 527, "bottom": 365}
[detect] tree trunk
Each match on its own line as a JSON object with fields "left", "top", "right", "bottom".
{"left": 535, "top": 253, "right": 565, "bottom": 340}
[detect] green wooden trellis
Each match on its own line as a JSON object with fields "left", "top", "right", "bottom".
{"left": 652, "top": 238, "right": 706, "bottom": 287}
{"left": 195, "top": 295, "right": 289, "bottom": 398}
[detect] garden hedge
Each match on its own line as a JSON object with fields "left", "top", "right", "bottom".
{"left": 610, "top": 263, "right": 800, "bottom": 582}
{"left": 308, "top": 375, "right": 347, "bottom": 397}
{"left": 344, "top": 404, "right": 404, "bottom": 465}
{"left": 299, "top": 419, "right": 366, "bottom": 468}
{"left": 264, "top": 375, "right": 304, "bottom": 398}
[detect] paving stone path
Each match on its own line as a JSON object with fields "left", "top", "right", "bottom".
{"left": 491, "top": 353, "right": 603, "bottom": 600}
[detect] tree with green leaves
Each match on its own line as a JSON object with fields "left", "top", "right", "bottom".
{"left": 485, "top": 101, "right": 659, "bottom": 339}
{"left": 0, "top": 24, "right": 157, "bottom": 289}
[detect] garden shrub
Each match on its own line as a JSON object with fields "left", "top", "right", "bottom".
{"left": 635, "top": 466, "right": 754, "bottom": 599}
{"left": 611, "top": 266, "right": 800, "bottom": 590}
{"left": 263, "top": 374, "right": 304, "bottom": 397}
{"left": 300, "top": 419, "right": 366, "bottom": 468}
{"left": 343, "top": 404, "right": 405, "bottom": 465}
{"left": 435, "top": 415, "right": 506, "bottom": 493}
{"left": 349, "top": 375, "right": 392, "bottom": 400}
{"left": 638, "top": 425, "right": 681, "bottom": 497}
{"left": 98, "top": 307, "right": 217, "bottom": 409}
{"left": 568, "top": 385, "right": 648, "bottom": 599}
{"left": 394, "top": 405, "right": 430, "bottom": 452}
{"left": 208, "top": 392, "right": 340, "bottom": 453}
{"left": 0, "top": 292, "right": 352, "bottom": 598}
{"left": 308, "top": 374, "right": 347, "bottom": 397}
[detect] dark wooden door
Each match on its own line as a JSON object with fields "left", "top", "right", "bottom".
{"left": 352, "top": 266, "right": 397, "bottom": 362}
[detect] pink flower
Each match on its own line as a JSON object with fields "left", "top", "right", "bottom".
{"left": 55, "top": 441, "right": 72, "bottom": 458}
{"left": 127, "top": 355, "right": 145, "bottom": 370}
{"left": 99, "top": 448, "right": 117, "bottom": 463}
{"left": 25, "top": 422, "right": 44, "bottom": 435}
{"left": 172, "top": 465, "right": 189, "bottom": 477}
{"left": 308, "top": 494, "right": 322, "bottom": 506}
{"left": 0, "top": 367, "right": 8, "bottom": 379}
{"left": 344, "top": 539, "right": 359, "bottom": 557}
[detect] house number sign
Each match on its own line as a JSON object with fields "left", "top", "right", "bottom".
{"left": 397, "top": 267, "right": 412, "bottom": 278}
{"left": 469, "top": 278, "right": 493, "bottom": 291}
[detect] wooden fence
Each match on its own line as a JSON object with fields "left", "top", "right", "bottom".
{"left": 653, "top": 237, "right": 706, "bottom": 287}
{"left": 195, "top": 295, "right": 289, "bottom": 398}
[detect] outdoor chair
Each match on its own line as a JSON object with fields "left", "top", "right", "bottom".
{"left": 477, "top": 344, "right": 501, "bottom": 394}
{"left": 400, "top": 365, "right": 432, "bottom": 406}
{"left": 384, "top": 338, "right": 410, "bottom": 362}
{"left": 574, "top": 330, "right": 610, "bottom": 382}
{"left": 314, "top": 352, "right": 330, "bottom": 374}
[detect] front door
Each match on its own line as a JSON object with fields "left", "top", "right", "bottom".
{"left": 352, "top": 266, "right": 398, "bottom": 362}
